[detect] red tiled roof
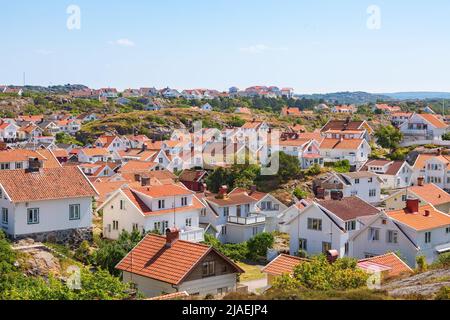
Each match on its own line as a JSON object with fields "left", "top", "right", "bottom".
{"left": 0, "top": 167, "right": 98, "bottom": 202}
{"left": 417, "top": 114, "right": 448, "bottom": 129}
{"left": 318, "top": 196, "right": 380, "bottom": 221}
{"left": 262, "top": 254, "right": 309, "bottom": 276}
{"left": 116, "top": 234, "right": 243, "bottom": 285}
{"left": 319, "top": 138, "right": 363, "bottom": 150}
{"left": 409, "top": 183, "right": 450, "bottom": 206}
{"left": 387, "top": 204, "right": 450, "bottom": 231}
{"left": 358, "top": 253, "right": 413, "bottom": 278}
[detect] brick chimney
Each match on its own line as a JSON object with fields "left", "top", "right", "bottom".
{"left": 417, "top": 176, "right": 425, "bottom": 187}
{"left": 406, "top": 198, "right": 420, "bottom": 214}
{"left": 216, "top": 185, "right": 228, "bottom": 199}
{"left": 424, "top": 210, "right": 431, "bottom": 217}
{"left": 26, "top": 157, "right": 42, "bottom": 173}
{"left": 141, "top": 175, "right": 151, "bottom": 187}
{"left": 165, "top": 228, "right": 180, "bottom": 247}
{"left": 326, "top": 250, "right": 339, "bottom": 264}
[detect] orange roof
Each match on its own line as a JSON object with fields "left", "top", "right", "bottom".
{"left": 51, "top": 148, "right": 69, "bottom": 158}
{"left": 119, "top": 160, "right": 157, "bottom": 173}
{"left": 413, "top": 154, "right": 437, "bottom": 170}
{"left": 409, "top": 183, "right": 450, "bottom": 206}
{"left": 96, "top": 135, "right": 119, "bottom": 148}
{"left": 281, "top": 107, "right": 302, "bottom": 116}
{"left": 80, "top": 148, "right": 110, "bottom": 157}
{"left": 36, "top": 149, "right": 62, "bottom": 168}
{"left": 319, "top": 138, "right": 363, "bottom": 150}
{"left": 387, "top": 204, "right": 450, "bottom": 231}
{"left": 358, "top": 253, "right": 413, "bottom": 278}
{"left": 229, "top": 187, "right": 268, "bottom": 201}
{"left": 116, "top": 234, "right": 244, "bottom": 285}
{"left": 241, "top": 121, "right": 264, "bottom": 129}
{"left": 279, "top": 138, "right": 311, "bottom": 147}
{"left": 132, "top": 184, "right": 193, "bottom": 198}
{"left": 93, "top": 181, "right": 130, "bottom": 205}
{"left": 0, "top": 149, "right": 46, "bottom": 163}
{"left": 417, "top": 114, "right": 448, "bottom": 129}
{"left": 262, "top": 254, "right": 309, "bottom": 276}
{"left": 0, "top": 167, "right": 98, "bottom": 203}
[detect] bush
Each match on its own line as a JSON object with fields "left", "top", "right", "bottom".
{"left": 433, "top": 252, "right": 450, "bottom": 268}
{"left": 435, "top": 286, "right": 450, "bottom": 300}
{"left": 293, "top": 187, "right": 309, "bottom": 200}
{"left": 74, "top": 240, "right": 91, "bottom": 264}
{"left": 333, "top": 160, "right": 351, "bottom": 173}
{"left": 247, "top": 233, "right": 275, "bottom": 259}
{"left": 416, "top": 256, "right": 428, "bottom": 272}
{"left": 305, "top": 164, "right": 322, "bottom": 176}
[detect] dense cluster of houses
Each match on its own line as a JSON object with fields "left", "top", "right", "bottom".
{"left": 0, "top": 104, "right": 449, "bottom": 298}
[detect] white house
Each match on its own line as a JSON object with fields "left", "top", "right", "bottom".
{"left": 316, "top": 172, "right": 382, "bottom": 204}
{"left": 288, "top": 197, "right": 380, "bottom": 257}
{"left": 116, "top": 230, "right": 244, "bottom": 298}
{"left": 78, "top": 148, "right": 113, "bottom": 163}
{"left": 0, "top": 163, "right": 98, "bottom": 242}
{"left": 94, "top": 135, "right": 127, "bottom": 153}
{"left": 361, "top": 160, "right": 413, "bottom": 190}
{"left": 391, "top": 112, "right": 413, "bottom": 127}
{"left": 350, "top": 199, "right": 450, "bottom": 267}
{"left": 98, "top": 183, "right": 205, "bottom": 242}
{"left": 274, "top": 135, "right": 323, "bottom": 169}
{"left": 0, "top": 121, "right": 19, "bottom": 141}
{"left": 399, "top": 113, "right": 449, "bottom": 142}
{"left": 319, "top": 138, "right": 371, "bottom": 170}
{"left": 199, "top": 186, "right": 271, "bottom": 244}
{"left": 201, "top": 103, "right": 213, "bottom": 111}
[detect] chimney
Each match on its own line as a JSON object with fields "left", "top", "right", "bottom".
{"left": 141, "top": 175, "right": 151, "bottom": 187}
{"left": 406, "top": 198, "right": 420, "bottom": 214}
{"left": 26, "top": 157, "right": 42, "bottom": 173}
{"left": 316, "top": 187, "right": 325, "bottom": 200}
{"left": 424, "top": 210, "right": 431, "bottom": 217}
{"left": 134, "top": 173, "right": 141, "bottom": 182}
{"left": 217, "top": 185, "right": 228, "bottom": 199}
{"left": 326, "top": 250, "right": 339, "bottom": 264}
{"left": 165, "top": 228, "right": 180, "bottom": 247}
{"left": 417, "top": 176, "right": 425, "bottom": 187}
{"left": 330, "top": 190, "right": 343, "bottom": 201}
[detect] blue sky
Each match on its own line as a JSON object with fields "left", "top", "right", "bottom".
{"left": 1, "top": 0, "right": 450, "bottom": 93}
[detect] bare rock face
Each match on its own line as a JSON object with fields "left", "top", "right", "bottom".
{"left": 26, "top": 250, "right": 62, "bottom": 277}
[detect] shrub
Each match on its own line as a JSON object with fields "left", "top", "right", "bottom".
{"left": 247, "top": 233, "right": 275, "bottom": 259}
{"left": 435, "top": 286, "right": 450, "bottom": 300}
{"left": 293, "top": 187, "right": 309, "bottom": 200}
{"left": 333, "top": 160, "right": 351, "bottom": 173}
{"left": 74, "top": 240, "right": 91, "bottom": 264}
{"left": 433, "top": 252, "right": 450, "bottom": 268}
{"left": 305, "top": 164, "right": 322, "bottom": 176}
{"left": 416, "top": 256, "right": 428, "bottom": 272}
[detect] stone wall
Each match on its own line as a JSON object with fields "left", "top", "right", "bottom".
{"left": 13, "top": 227, "right": 93, "bottom": 247}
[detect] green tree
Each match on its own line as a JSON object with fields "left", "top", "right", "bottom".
{"left": 247, "top": 233, "right": 275, "bottom": 259}
{"left": 293, "top": 187, "right": 309, "bottom": 200}
{"left": 276, "top": 152, "right": 302, "bottom": 183}
{"left": 375, "top": 125, "right": 403, "bottom": 150}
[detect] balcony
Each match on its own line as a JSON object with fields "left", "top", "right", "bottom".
{"left": 227, "top": 215, "right": 266, "bottom": 225}
{"left": 180, "top": 227, "right": 204, "bottom": 243}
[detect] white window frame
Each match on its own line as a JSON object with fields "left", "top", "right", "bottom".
{"left": 69, "top": 204, "right": 81, "bottom": 220}
{"left": 27, "top": 208, "right": 39, "bottom": 225}
{"left": 1, "top": 207, "right": 8, "bottom": 225}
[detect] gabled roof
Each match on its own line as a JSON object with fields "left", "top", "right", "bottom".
{"left": 408, "top": 183, "right": 450, "bottom": 206}
{"left": 262, "top": 254, "right": 309, "bottom": 276}
{"left": 319, "top": 138, "right": 364, "bottom": 150}
{"left": 115, "top": 234, "right": 244, "bottom": 285}
{"left": 0, "top": 167, "right": 98, "bottom": 203}
{"left": 79, "top": 148, "right": 110, "bottom": 157}
{"left": 179, "top": 170, "right": 207, "bottom": 182}
{"left": 416, "top": 113, "right": 448, "bottom": 129}
{"left": 317, "top": 196, "right": 380, "bottom": 221}
{"left": 358, "top": 253, "right": 413, "bottom": 278}
{"left": 118, "top": 160, "right": 157, "bottom": 173}
{"left": 387, "top": 204, "right": 450, "bottom": 231}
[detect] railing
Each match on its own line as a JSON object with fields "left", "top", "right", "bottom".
{"left": 227, "top": 215, "right": 266, "bottom": 225}
{"left": 180, "top": 227, "right": 204, "bottom": 242}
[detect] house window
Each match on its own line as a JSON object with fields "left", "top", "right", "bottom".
{"left": 120, "top": 200, "right": 125, "bottom": 210}
{"left": 181, "top": 197, "right": 188, "bottom": 206}
{"left": 299, "top": 238, "right": 307, "bottom": 251}
{"left": 425, "top": 232, "right": 431, "bottom": 244}
{"left": 1, "top": 208, "right": 8, "bottom": 225}
{"left": 402, "top": 195, "right": 407, "bottom": 202}
{"left": 252, "top": 226, "right": 259, "bottom": 236}
{"left": 132, "top": 223, "right": 139, "bottom": 232}
{"left": 322, "top": 242, "right": 332, "bottom": 253}
{"left": 201, "top": 208, "right": 207, "bottom": 217}
{"left": 355, "top": 179, "right": 360, "bottom": 184}
{"left": 15, "top": 162, "right": 22, "bottom": 169}
{"left": 113, "top": 220, "right": 119, "bottom": 231}
{"left": 351, "top": 190, "right": 358, "bottom": 196}
{"left": 345, "top": 242, "right": 349, "bottom": 255}
{"left": 186, "top": 218, "right": 192, "bottom": 227}
{"left": 202, "top": 261, "right": 215, "bottom": 277}
{"left": 387, "top": 230, "right": 398, "bottom": 244}
{"left": 158, "top": 200, "right": 165, "bottom": 209}
{"left": 223, "top": 207, "right": 229, "bottom": 217}
{"left": 345, "top": 220, "right": 356, "bottom": 231}
{"left": 446, "top": 227, "right": 450, "bottom": 234}
{"left": 369, "top": 189, "right": 377, "bottom": 197}
{"left": 158, "top": 158, "right": 163, "bottom": 164}
{"left": 221, "top": 226, "right": 227, "bottom": 235}
{"left": 154, "top": 222, "right": 161, "bottom": 232}
{"left": 27, "top": 208, "right": 39, "bottom": 225}
{"left": 0, "top": 163, "right": 10, "bottom": 170}
{"left": 369, "top": 228, "right": 380, "bottom": 241}
{"left": 69, "top": 204, "right": 80, "bottom": 220}
{"left": 307, "top": 218, "right": 322, "bottom": 231}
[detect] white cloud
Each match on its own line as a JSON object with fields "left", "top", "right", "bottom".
{"left": 109, "top": 38, "right": 135, "bottom": 47}
{"left": 239, "top": 44, "right": 288, "bottom": 54}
